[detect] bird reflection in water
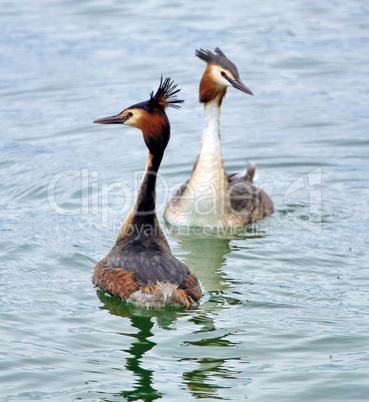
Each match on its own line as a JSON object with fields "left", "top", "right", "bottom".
{"left": 165, "top": 228, "right": 263, "bottom": 398}
{"left": 182, "top": 312, "right": 251, "bottom": 399}
{"left": 97, "top": 290, "right": 247, "bottom": 401}
{"left": 166, "top": 224, "right": 266, "bottom": 301}
{"left": 95, "top": 224, "right": 264, "bottom": 400}
{"left": 96, "top": 290, "right": 181, "bottom": 401}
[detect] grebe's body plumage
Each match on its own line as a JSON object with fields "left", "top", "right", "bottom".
{"left": 93, "top": 78, "right": 201, "bottom": 308}
{"left": 164, "top": 48, "right": 273, "bottom": 228}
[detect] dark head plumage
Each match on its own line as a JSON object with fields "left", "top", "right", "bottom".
{"left": 195, "top": 47, "right": 241, "bottom": 81}
{"left": 126, "top": 76, "right": 184, "bottom": 113}
{"left": 149, "top": 76, "right": 184, "bottom": 111}
{"left": 93, "top": 77, "right": 183, "bottom": 156}
{"left": 93, "top": 76, "right": 184, "bottom": 132}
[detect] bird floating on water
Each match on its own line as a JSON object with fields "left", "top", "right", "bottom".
{"left": 164, "top": 48, "right": 274, "bottom": 229}
{"left": 92, "top": 77, "right": 201, "bottom": 308}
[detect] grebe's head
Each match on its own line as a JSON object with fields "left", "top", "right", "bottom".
{"left": 94, "top": 77, "right": 184, "bottom": 155}
{"left": 196, "top": 47, "right": 253, "bottom": 103}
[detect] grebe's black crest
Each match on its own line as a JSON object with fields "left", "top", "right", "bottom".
{"left": 195, "top": 47, "right": 240, "bottom": 80}
{"left": 125, "top": 76, "right": 184, "bottom": 114}
{"left": 149, "top": 76, "right": 184, "bottom": 110}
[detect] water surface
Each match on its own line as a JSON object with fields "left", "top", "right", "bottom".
{"left": 1, "top": 0, "right": 369, "bottom": 401}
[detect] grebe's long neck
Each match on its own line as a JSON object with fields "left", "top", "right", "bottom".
{"left": 134, "top": 152, "right": 162, "bottom": 218}
{"left": 194, "top": 67, "right": 227, "bottom": 174}
{"left": 176, "top": 97, "right": 229, "bottom": 226}
{"left": 115, "top": 152, "right": 163, "bottom": 243}
{"left": 189, "top": 96, "right": 228, "bottom": 187}
{"left": 198, "top": 99, "right": 223, "bottom": 168}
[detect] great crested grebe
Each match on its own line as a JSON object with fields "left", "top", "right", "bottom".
{"left": 92, "top": 77, "right": 201, "bottom": 308}
{"left": 164, "top": 48, "right": 274, "bottom": 229}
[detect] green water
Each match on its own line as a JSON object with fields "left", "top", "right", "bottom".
{"left": 1, "top": 0, "right": 369, "bottom": 401}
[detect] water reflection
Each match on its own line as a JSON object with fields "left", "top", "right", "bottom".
{"left": 166, "top": 230, "right": 259, "bottom": 398}
{"left": 182, "top": 312, "right": 249, "bottom": 399}
{"left": 120, "top": 315, "right": 161, "bottom": 402}
{"left": 183, "top": 357, "right": 246, "bottom": 399}
{"left": 96, "top": 290, "right": 248, "bottom": 401}
{"left": 179, "top": 235, "right": 233, "bottom": 292}
{"left": 168, "top": 225, "right": 267, "bottom": 294}
{"left": 97, "top": 290, "right": 181, "bottom": 401}
{"left": 94, "top": 226, "right": 263, "bottom": 400}
{"left": 97, "top": 289, "right": 180, "bottom": 328}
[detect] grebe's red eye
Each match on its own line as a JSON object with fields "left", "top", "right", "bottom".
{"left": 128, "top": 111, "right": 133, "bottom": 117}
{"left": 220, "top": 71, "right": 226, "bottom": 77}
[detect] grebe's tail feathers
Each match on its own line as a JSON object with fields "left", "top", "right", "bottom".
{"left": 243, "top": 164, "right": 256, "bottom": 183}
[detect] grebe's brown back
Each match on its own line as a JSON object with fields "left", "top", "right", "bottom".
{"left": 93, "top": 77, "right": 201, "bottom": 308}
{"left": 164, "top": 48, "right": 274, "bottom": 228}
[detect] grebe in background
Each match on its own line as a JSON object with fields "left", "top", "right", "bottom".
{"left": 93, "top": 77, "right": 201, "bottom": 308}
{"left": 164, "top": 48, "right": 274, "bottom": 228}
